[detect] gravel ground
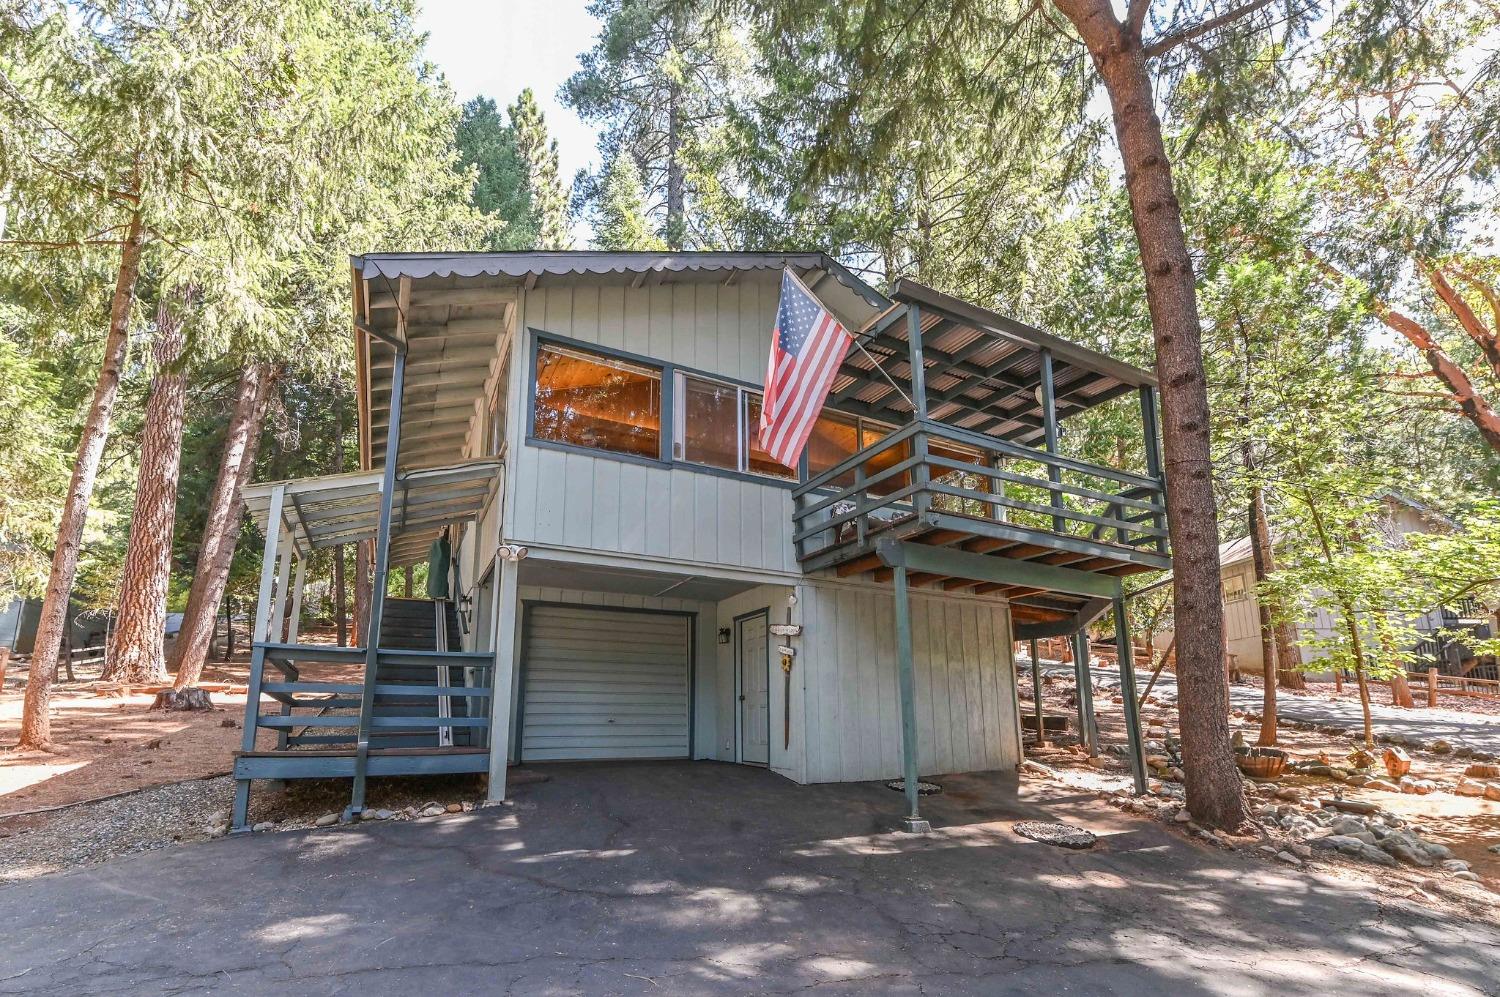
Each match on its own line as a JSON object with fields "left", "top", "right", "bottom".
{"left": 0, "top": 775, "right": 233, "bottom": 882}
{"left": 0, "top": 771, "right": 498, "bottom": 883}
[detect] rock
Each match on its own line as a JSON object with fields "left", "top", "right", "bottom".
{"left": 1431, "top": 739, "right": 1452, "bottom": 754}
{"left": 1174, "top": 808, "right": 1193, "bottom": 824}
{"left": 1378, "top": 831, "right": 1435, "bottom": 867}
{"left": 1291, "top": 843, "right": 1313, "bottom": 859}
{"left": 1013, "top": 821, "right": 1097, "bottom": 849}
{"left": 314, "top": 813, "right": 339, "bottom": 828}
{"left": 461, "top": 801, "right": 475, "bottom": 812}
{"left": 1331, "top": 816, "right": 1367, "bottom": 836}
{"left": 421, "top": 805, "right": 446, "bottom": 817}
{"left": 1454, "top": 746, "right": 1473, "bottom": 759}
{"left": 1276, "top": 850, "right": 1303, "bottom": 866}
{"left": 1454, "top": 871, "right": 1481, "bottom": 883}
{"left": 445, "top": 803, "right": 463, "bottom": 814}
{"left": 1345, "top": 775, "right": 1371, "bottom": 788}
{"left": 252, "top": 821, "right": 274, "bottom": 833}
{"left": 210, "top": 824, "right": 228, "bottom": 837}
{"left": 1146, "top": 754, "right": 1171, "bottom": 769}
{"left": 1085, "top": 756, "right": 1108, "bottom": 769}
{"left": 1021, "top": 760, "right": 1052, "bottom": 776}
{"left": 1486, "top": 843, "right": 1500, "bottom": 855}
{"left": 1351, "top": 831, "right": 1378, "bottom": 845}
{"left": 1455, "top": 776, "right": 1486, "bottom": 797}
{"left": 1400, "top": 776, "right": 1419, "bottom": 794}
{"left": 375, "top": 808, "right": 395, "bottom": 820}
{"left": 1413, "top": 779, "right": 1437, "bottom": 795}
{"left": 1364, "top": 779, "right": 1400, "bottom": 793}
{"left": 1423, "top": 841, "right": 1454, "bottom": 860}
{"left": 1274, "top": 787, "right": 1301, "bottom": 801}
{"left": 1441, "top": 859, "right": 1471, "bottom": 873}
{"left": 1487, "top": 784, "right": 1500, "bottom": 802}
{"left": 219, "top": 718, "right": 238, "bottom": 728}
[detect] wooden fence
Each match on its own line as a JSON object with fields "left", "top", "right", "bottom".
{"left": 1412, "top": 666, "right": 1500, "bottom": 705}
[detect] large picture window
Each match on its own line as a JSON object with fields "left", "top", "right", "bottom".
{"left": 674, "top": 373, "right": 795, "bottom": 480}
{"left": 533, "top": 343, "right": 662, "bottom": 459}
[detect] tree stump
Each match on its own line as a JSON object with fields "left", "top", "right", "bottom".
{"left": 150, "top": 687, "right": 215, "bottom": 711}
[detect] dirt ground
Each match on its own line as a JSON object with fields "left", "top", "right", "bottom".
{"left": 1021, "top": 665, "right": 1500, "bottom": 887}
{"left": 0, "top": 656, "right": 274, "bottom": 816}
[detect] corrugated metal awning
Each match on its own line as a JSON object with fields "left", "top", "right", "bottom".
{"left": 242, "top": 459, "right": 500, "bottom": 567}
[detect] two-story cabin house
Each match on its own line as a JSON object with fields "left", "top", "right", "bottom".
{"left": 231, "top": 252, "right": 1170, "bottom": 832}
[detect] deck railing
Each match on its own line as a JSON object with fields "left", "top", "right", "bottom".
{"left": 790, "top": 418, "right": 1168, "bottom": 570}
{"left": 241, "top": 641, "right": 494, "bottom": 753}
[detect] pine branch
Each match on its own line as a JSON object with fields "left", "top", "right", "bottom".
{"left": 1143, "top": 0, "right": 1282, "bottom": 58}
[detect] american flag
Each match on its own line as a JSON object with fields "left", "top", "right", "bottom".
{"left": 758, "top": 270, "right": 854, "bottom": 468}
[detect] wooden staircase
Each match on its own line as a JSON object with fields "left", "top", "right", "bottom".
{"left": 230, "top": 598, "right": 493, "bottom": 831}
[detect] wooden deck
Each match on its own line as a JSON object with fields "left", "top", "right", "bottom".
{"left": 791, "top": 419, "right": 1169, "bottom": 626}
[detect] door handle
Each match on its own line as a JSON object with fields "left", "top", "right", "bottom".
{"left": 738, "top": 695, "right": 746, "bottom": 702}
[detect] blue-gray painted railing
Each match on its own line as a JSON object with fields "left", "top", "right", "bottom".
{"left": 790, "top": 418, "right": 1168, "bottom": 564}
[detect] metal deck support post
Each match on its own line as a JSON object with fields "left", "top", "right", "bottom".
{"left": 1039, "top": 349, "right": 1066, "bottom": 534}
{"left": 893, "top": 564, "right": 929, "bottom": 833}
{"left": 1115, "top": 596, "right": 1148, "bottom": 794}
{"left": 906, "top": 305, "right": 931, "bottom": 518}
{"left": 1073, "top": 629, "right": 1098, "bottom": 757}
{"left": 1140, "top": 386, "right": 1166, "bottom": 553}
{"left": 349, "top": 283, "right": 409, "bottom": 820}
{"left": 234, "top": 485, "right": 284, "bottom": 832}
{"left": 1028, "top": 637, "right": 1044, "bottom": 747}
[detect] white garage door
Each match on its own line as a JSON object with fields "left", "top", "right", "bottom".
{"left": 520, "top": 606, "right": 691, "bottom": 761}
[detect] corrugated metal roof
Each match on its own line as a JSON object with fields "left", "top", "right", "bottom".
{"left": 243, "top": 459, "right": 501, "bottom": 567}
{"left": 351, "top": 251, "right": 887, "bottom": 308}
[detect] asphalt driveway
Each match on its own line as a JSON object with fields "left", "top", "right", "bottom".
{"left": 0, "top": 762, "right": 1495, "bottom": 995}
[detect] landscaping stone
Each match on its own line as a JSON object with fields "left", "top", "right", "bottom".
{"left": 1275, "top": 851, "right": 1302, "bottom": 866}
{"left": 1364, "top": 779, "right": 1401, "bottom": 792}
{"left": 1013, "top": 821, "right": 1096, "bottom": 849}
{"left": 1431, "top": 739, "right": 1452, "bottom": 754}
{"left": 314, "top": 813, "right": 338, "bottom": 828}
{"left": 1454, "top": 777, "right": 1486, "bottom": 797}
{"left": 251, "top": 822, "right": 274, "bottom": 833}
{"left": 1486, "top": 784, "right": 1500, "bottom": 802}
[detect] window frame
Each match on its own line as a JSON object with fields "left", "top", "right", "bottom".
{"left": 529, "top": 328, "right": 928, "bottom": 490}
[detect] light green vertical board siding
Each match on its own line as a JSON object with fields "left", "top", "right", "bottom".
{"left": 506, "top": 276, "right": 801, "bottom": 575}
{"left": 798, "top": 581, "right": 1018, "bottom": 784}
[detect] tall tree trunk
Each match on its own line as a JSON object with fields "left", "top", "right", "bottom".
{"left": 166, "top": 363, "right": 273, "bottom": 693}
{"left": 18, "top": 211, "right": 144, "bottom": 748}
{"left": 333, "top": 395, "right": 347, "bottom": 647}
{"left": 1275, "top": 618, "right": 1305, "bottom": 689}
{"left": 1052, "top": 0, "right": 1246, "bottom": 829}
{"left": 665, "top": 84, "right": 685, "bottom": 250}
{"left": 354, "top": 539, "right": 371, "bottom": 646}
{"left": 1247, "top": 475, "right": 1279, "bottom": 745}
{"left": 103, "top": 288, "right": 192, "bottom": 685}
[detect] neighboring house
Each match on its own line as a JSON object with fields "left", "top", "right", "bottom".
{"left": 231, "top": 251, "right": 1171, "bottom": 831}
{"left": 0, "top": 597, "right": 107, "bottom": 654}
{"left": 1214, "top": 493, "right": 1493, "bottom": 675}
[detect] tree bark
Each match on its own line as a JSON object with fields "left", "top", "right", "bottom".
{"left": 103, "top": 289, "right": 192, "bottom": 685}
{"left": 333, "top": 395, "right": 347, "bottom": 647}
{"left": 18, "top": 211, "right": 144, "bottom": 748}
{"left": 1247, "top": 474, "right": 1279, "bottom": 745}
{"left": 1051, "top": 0, "right": 1246, "bottom": 829}
{"left": 1275, "top": 617, "right": 1305, "bottom": 689}
{"left": 167, "top": 363, "right": 273, "bottom": 693}
{"left": 664, "top": 6, "right": 686, "bottom": 249}
{"left": 353, "top": 539, "right": 371, "bottom": 646}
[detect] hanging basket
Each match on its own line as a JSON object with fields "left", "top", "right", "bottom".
{"left": 1235, "top": 747, "right": 1288, "bottom": 781}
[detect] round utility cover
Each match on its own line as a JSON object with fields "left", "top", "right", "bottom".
{"left": 1013, "top": 821, "right": 1097, "bottom": 849}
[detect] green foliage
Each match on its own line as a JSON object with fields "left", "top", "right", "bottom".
{"left": 0, "top": 332, "right": 69, "bottom": 598}
{"left": 565, "top": 0, "right": 747, "bottom": 249}
{"left": 509, "top": 89, "right": 572, "bottom": 250}
{"left": 457, "top": 96, "right": 538, "bottom": 251}
{"left": 592, "top": 153, "right": 666, "bottom": 250}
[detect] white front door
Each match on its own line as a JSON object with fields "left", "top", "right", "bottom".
{"left": 738, "top": 611, "right": 770, "bottom": 765}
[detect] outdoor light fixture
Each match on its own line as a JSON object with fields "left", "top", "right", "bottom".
{"left": 497, "top": 544, "right": 529, "bottom": 562}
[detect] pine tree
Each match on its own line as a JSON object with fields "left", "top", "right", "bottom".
{"left": 565, "top": 0, "right": 745, "bottom": 249}
{"left": 509, "top": 89, "right": 572, "bottom": 250}
{"left": 457, "top": 97, "right": 535, "bottom": 250}
{"left": 594, "top": 154, "right": 666, "bottom": 251}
